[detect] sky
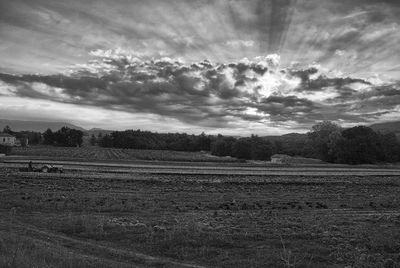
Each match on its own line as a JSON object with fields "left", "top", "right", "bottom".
{"left": 0, "top": 0, "right": 399, "bottom": 135}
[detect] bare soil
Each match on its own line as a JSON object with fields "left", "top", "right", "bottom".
{"left": 1, "top": 158, "right": 400, "bottom": 267}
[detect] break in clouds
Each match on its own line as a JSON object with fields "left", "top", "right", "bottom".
{"left": 1, "top": 49, "right": 399, "bottom": 130}
{"left": 0, "top": 0, "right": 400, "bottom": 133}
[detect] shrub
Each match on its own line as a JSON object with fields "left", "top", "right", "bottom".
{"left": 0, "top": 145, "right": 12, "bottom": 155}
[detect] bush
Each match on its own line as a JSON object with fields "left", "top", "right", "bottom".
{"left": 43, "top": 127, "right": 83, "bottom": 147}
{"left": 232, "top": 138, "right": 252, "bottom": 159}
{"left": 210, "top": 137, "right": 235, "bottom": 157}
{"left": 308, "top": 122, "right": 400, "bottom": 164}
{"left": 0, "top": 145, "right": 12, "bottom": 155}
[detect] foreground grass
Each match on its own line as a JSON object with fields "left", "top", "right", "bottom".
{"left": 0, "top": 230, "right": 118, "bottom": 268}
{"left": 1, "top": 168, "right": 400, "bottom": 267}
{"left": 3, "top": 211, "right": 400, "bottom": 268}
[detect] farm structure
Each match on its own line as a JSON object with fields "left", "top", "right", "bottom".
{"left": 271, "top": 154, "right": 325, "bottom": 165}
{"left": 0, "top": 133, "right": 16, "bottom": 146}
{"left": 270, "top": 154, "right": 292, "bottom": 164}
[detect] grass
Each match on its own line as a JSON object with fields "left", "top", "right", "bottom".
{"left": 0, "top": 212, "right": 126, "bottom": 268}
{"left": 0, "top": 233, "right": 98, "bottom": 268}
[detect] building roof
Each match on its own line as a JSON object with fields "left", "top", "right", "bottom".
{"left": 0, "top": 133, "right": 15, "bottom": 137}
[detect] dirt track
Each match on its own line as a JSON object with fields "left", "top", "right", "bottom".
{"left": 2, "top": 159, "right": 400, "bottom": 176}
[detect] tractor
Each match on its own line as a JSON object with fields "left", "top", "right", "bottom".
{"left": 19, "top": 162, "right": 63, "bottom": 173}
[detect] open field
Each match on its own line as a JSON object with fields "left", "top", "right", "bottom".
{"left": 11, "top": 145, "right": 240, "bottom": 163}
{"left": 1, "top": 155, "right": 400, "bottom": 267}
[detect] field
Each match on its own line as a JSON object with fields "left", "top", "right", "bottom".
{"left": 12, "top": 145, "right": 240, "bottom": 163}
{"left": 1, "top": 147, "right": 400, "bottom": 267}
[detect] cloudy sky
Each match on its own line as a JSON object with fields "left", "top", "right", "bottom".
{"left": 0, "top": 0, "right": 399, "bottom": 135}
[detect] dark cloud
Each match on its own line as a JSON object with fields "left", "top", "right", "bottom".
{"left": 290, "top": 68, "right": 372, "bottom": 92}
{"left": 1, "top": 51, "right": 398, "bottom": 129}
{"left": 254, "top": 95, "right": 318, "bottom": 122}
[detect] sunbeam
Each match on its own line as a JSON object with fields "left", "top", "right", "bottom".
{"left": 0, "top": 0, "right": 399, "bottom": 134}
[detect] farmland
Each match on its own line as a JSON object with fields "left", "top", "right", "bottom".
{"left": 1, "top": 147, "right": 400, "bottom": 267}
{"left": 12, "top": 145, "right": 240, "bottom": 163}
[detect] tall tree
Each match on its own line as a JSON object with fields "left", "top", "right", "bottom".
{"left": 3, "top": 125, "right": 13, "bottom": 135}
{"left": 335, "top": 126, "right": 380, "bottom": 164}
{"left": 250, "top": 135, "right": 274, "bottom": 160}
{"left": 308, "top": 121, "right": 341, "bottom": 162}
{"left": 232, "top": 138, "right": 252, "bottom": 159}
{"left": 52, "top": 127, "right": 83, "bottom": 147}
{"left": 90, "top": 134, "right": 97, "bottom": 146}
{"left": 43, "top": 128, "right": 54, "bottom": 145}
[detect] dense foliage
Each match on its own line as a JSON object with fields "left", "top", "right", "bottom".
{"left": 211, "top": 135, "right": 275, "bottom": 160}
{"left": 43, "top": 127, "right": 83, "bottom": 147}
{"left": 98, "top": 131, "right": 276, "bottom": 160}
{"left": 2, "top": 126, "right": 42, "bottom": 146}
{"left": 0, "top": 144, "right": 12, "bottom": 155}
{"left": 99, "top": 130, "right": 214, "bottom": 152}
{"left": 4, "top": 122, "right": 400, "bottom": 164}
{"left": 308, "top": 122, "right": 400, "bottom": 164}
{"left": 98, "top": 122, "right": 400, "bottom": 164}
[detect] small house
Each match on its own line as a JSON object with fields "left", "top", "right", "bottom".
{"left": 0, "top": 133, "right": 16, "bottom": 146}
{"left": 270, "top": 154, "right": 292, "bottom": 164}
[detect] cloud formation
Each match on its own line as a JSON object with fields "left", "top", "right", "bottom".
{"left": 0, "top": 0, "right": 399, "bottom": 78}
{"left": 1, "top": 50, "right": 398, "bottom": 132}
{"left": 0, "top": 0, "right": 399, "bottom": 133}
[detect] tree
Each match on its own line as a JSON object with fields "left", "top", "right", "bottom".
{"left": 377, "top": 132, "right": 400, "bottom": 162}
{"left": 3, "top": 125, "right": 13, "bottom": 135}
{"left": 335, "top": 126, "right": 380, "bottom": 164}
{"left": 250, "top": 136, "right": 274, "bottom": 161}
{"left": 43, "top": 128, "right": 54, "bottom": 145}
{"left": 51, "top": 127, "right": 83, "bottom": 147}
{"left": 308, "top": 121, "right": 342, "bottom": 162}
{"left": 30, "top": 132, "right": 42, "bottom": 144}
{"left": 90, "top": 134, "right": 97, "bottom": 146}
{"left": 197, "top": 132, "right": 212, "bottom": 151}
{"left": 99, "top": 134, "right": 113, "bottom": 147}
{"left": 0, "top": 145, "right": 12, "bottom": 155}
{"left": 211, "top": 138, "right": 233, "bottom": 156}
{"left": 232, "top": 138, "right": 252, "bottom": 159}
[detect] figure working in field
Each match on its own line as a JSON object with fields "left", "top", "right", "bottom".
{"left": 28, "top": 161, "right": 33, "bottom": 171}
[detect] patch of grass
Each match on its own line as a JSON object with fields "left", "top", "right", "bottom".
{"left": 0, "top": 231, "right": 115, "bottom": 268}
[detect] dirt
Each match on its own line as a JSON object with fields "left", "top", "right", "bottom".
{"left": 1, "top": 161, "right": 400, "bottom": 267}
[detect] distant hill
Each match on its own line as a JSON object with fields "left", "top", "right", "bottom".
{"left": 0, "top": 119, "right": 86, "bottom": 132}
{"left": 370, "top": 121, "right": 400, "bottom": 134}
{"left": 262, "top": 133, "right": 311, "bottom": 157}
{"left": 263, "top": 133, "right": 308, "bottom": 142}
{"left": 86, "top": 128, "right": 114, "bottom": 137}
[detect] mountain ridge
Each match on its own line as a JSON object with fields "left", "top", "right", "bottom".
{"left": 0, "top": 119, "right": 86, "bottom": 132}
{"left": 369, "top": 121, "right": 400, "bottom": 134}
{"left": 1, "top": 118, "right": 400, "bottom": 136}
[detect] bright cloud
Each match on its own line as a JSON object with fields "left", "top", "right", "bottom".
{"left": 0, "top": 0, "right": 399, "bottom": 134}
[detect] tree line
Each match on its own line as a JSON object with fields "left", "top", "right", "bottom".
{"left": 1, "top": 125, "right": 83, "bottom": 148}
{"left": 307, "top": 121, "right": 400, "bottom": 164}
{"left": 2, "top": 122, "right": 400, "bottom": 164}
{"left": 42, "top": 127, "right": 83, "bottom": 147}
{"left": 95, "top": 122, "right": 400, "bottom": 164}
{"left": 2, "top": 125, "right": 42, "bottom": 146}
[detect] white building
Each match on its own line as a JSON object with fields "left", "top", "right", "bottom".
{"left": 270, "top": 154, "right": 292, "bottom": 164}
{"left": 0, "top": 133, "right": 16, "bottom": 146}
